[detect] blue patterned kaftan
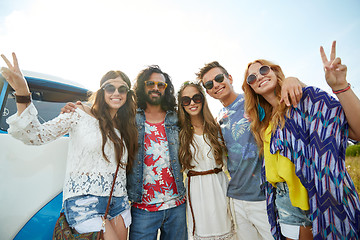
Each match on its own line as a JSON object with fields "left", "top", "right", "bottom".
{"left": 265, "top": 86, "right": 360, "bottom": 240}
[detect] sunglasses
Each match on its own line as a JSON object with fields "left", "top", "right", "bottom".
{"left": 103, "top": 84, "right": 129, "bottom": 94}
{"left": 181, "top": 93, "right": 204, "bottom": 106}
{"left": 203, "top": 74, "right": 225, "bottom": 90}
{"left": 246, "top": 65, "right": 271, "bottom": 85}
{"left": 144, "top": 80, "right": 168, "bottom": 90}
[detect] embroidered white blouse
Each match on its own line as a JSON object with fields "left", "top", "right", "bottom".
{"left": 6, "top": 103, "right": 128, "bottom": 202}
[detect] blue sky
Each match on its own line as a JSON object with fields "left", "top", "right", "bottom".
{"left": 1, "top": 0, "right": 359, "bottom": 114}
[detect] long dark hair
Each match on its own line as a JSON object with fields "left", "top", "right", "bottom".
{"left": 89, "top": 70, "right": 138, "bottom": 172}
{"left": 177, "top": 81, "right": 226, "bottom": 171}
{"left": 134, "top": 65, "right": 176, "bottom": 112}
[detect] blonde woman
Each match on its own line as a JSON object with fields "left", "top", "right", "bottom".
{"left": 242, "top": 41, "right": 360, "bottom": 239}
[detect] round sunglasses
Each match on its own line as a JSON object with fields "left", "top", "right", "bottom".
{"left": 246, "top": 65, "right": 271, "bottom": 85}
{"left": 144, "top": 80, "right": 168, "bottom": 90}
{"left": 181, "top": 93, "right": 204, "bottom": 106}
{"left": 103, "top": 84, "right": 129, "bottom": 94}
{"left": 203, "top": 74, "right": 225, "bottom": 90}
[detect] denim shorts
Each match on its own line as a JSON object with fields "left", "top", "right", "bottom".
{"left": 275, "top": 182, "right": 311, "bottom": 227}
{"left": 64, "top": 194, "right": 130, "bottom": 227}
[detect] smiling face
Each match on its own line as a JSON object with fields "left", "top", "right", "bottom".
{"left": 144, "top": 72, "right": 166, "bottom": 105}
{"left": 103, "top": 77, "right": 128, "bottom": 116}
{"left": 181, "top": 86, "right": 203, "bottom": 118}
{"left": 201, "top": 67, "right": 233, "bottom": 101}
{"left": 247, "top": 62, "right": 277, "bottom": 99}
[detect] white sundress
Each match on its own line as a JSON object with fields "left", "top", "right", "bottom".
{"left": 185, "top": 134, "right": 235, "bottom": 240}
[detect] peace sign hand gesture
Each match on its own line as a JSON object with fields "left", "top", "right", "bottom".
{"left": 320, "top": 41, "right": 348, "bottom": 91}
{"left": 1, "top": 52, "right": 30, "bottom": 95}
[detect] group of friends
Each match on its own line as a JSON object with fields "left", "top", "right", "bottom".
{"left": 1, "top": 40, "right": 360, "bottom": 240}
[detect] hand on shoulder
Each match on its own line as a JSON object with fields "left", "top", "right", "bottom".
{"left": 76, "top": 102, "right": 92, "bottom": 115}
{"left": 60, "top": 101, "right": 83, "bottom": 114}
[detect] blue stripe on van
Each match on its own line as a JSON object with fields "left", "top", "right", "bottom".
{"left": 14, "top": 192, "right": 63, "bottom": 240}
{"left": 25, "top": 76, "right": 89, "bottom": 94}
{"left": 0, "top": 80, "right": 9, "bottom": 109}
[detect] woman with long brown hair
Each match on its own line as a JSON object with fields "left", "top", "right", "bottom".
{"left": 1, "top": 53, "right": 137, "bottom": 240}
{"left": 177, "top": 81, "right": 235, "bottom": 239}
{"left": 242, "top": 41, "right": 360, "bottom": 240}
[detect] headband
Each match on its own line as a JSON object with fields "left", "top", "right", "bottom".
{"left": 100, "top": 78, "right": 129, "bottom": 89}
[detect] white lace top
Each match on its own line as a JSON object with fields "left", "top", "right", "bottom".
{"left": 6, "top": 103, "right": 128, "bottom": 202}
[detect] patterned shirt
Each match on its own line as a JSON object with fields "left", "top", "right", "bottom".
{"left": 133, "top": 121, "right": 185, "bottom": 211}
{"left": 218, "top": 94, "right": 265, "bottom": 201}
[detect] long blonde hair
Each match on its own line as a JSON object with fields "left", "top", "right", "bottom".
{"left": 177, "top": 82, "right": 226, "bottom": 171}
{"left": 242, "top": 59, "right": 290, "bottom": 155}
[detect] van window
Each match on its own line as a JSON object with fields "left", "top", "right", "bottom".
{"left": 0, "top": 76, "right": 89, "bottom": 132}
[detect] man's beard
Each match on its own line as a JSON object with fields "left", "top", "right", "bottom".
{"left": 145, "top": 90, "right": 164, "bottom": 105}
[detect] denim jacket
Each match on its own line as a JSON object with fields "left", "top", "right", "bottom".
{"left": 126, "top": 108, "right": 185, "bottom": 203}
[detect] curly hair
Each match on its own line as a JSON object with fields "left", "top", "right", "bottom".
{"left": 134, "top": 65, "right": 176, "bottom": 112}
{"left": 177, "top": 81, "right": 226, "bottom": 171}
{"left": 89, "top": 70, "right": 138, "bottom": 172}
{"left": 241, "top": 59, "right": 290, "bottom": 155}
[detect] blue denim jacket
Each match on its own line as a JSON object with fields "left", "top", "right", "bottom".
{"left": 126, "top": 108, "right": 185, "bottom": 203}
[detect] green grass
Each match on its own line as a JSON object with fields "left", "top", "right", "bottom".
{"left": 346, "top": 156, "right": 360, "bottom": 194}
{"left": 346, "top": 144, "right": 360, "bottom": 157}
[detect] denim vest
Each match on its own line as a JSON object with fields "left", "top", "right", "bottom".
{"left": 126, "top": 108, "right": 185, "bottom": 203}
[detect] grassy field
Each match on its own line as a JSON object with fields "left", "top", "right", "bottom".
{"left": 346, "top": 156, "right": 360, "bottom": 193}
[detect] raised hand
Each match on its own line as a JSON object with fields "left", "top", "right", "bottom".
{"left": 320, "top": 41, "right": 348, "bottom": 91}
{"left": 1, "top": 52, "right": 30, "bottom": 95}
{"left": 320, "top": 41, "right": 360, "bottom": 140}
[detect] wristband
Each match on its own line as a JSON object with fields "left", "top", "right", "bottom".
{"left": 332, "top": 83, "right": 351, "bottom": 94}
{"left": 15, "top": 93, "right": 32, "bottom": 103}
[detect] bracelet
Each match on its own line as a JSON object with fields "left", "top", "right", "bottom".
{"left": 332, "top": 83, "right": 351, "bottom": 94}
{"left": 15, "top": 93, "right": 32, "bottom": 103}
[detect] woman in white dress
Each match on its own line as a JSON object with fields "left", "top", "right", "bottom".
{"left": 177, "top": 81, "right": 235, "bottom": 240}
{"left": 1, "top": 53, "right": 138, "bottom": 239}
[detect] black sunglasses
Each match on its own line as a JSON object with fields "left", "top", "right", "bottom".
{"left": 181, "top": 93, "right": 204, "bottom": 106}
{"left": 203, "top": 74, "right": 225, "bottom": 90}
{"left": 144, "top": 80, "right": 168, "bottom": 90}
{"left": 103, "top": 84, "right": 129, "bottom": 94}
{"left": 246, "top": 65, "right": 271, "bottom": 85}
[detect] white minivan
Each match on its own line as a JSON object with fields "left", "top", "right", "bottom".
{"left": 0, "top": 71, "right": 89, "bottom": 239}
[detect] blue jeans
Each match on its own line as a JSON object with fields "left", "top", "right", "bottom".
{"left": 129, "top": 203, "right": 187, "bottom": 240}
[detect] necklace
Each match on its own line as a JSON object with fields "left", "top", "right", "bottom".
{"left": 190, "top": 122, "right": 205, "bottom": 130}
